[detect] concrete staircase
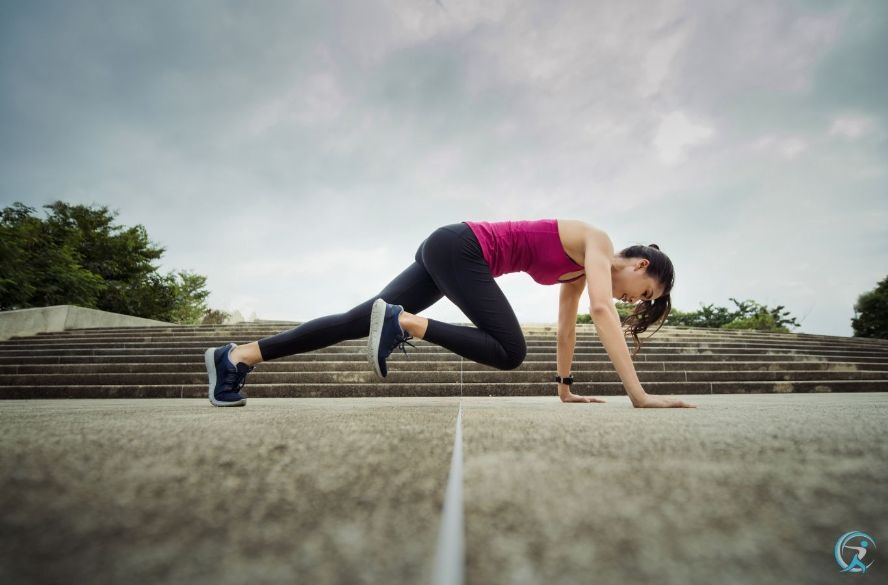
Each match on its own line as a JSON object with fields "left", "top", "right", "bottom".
{"left": 1, "top": 322, "right": 887, "bottom": 398}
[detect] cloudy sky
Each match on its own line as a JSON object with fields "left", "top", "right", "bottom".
{"left": 1, "top": 0, "right": 886, "bottom": 337}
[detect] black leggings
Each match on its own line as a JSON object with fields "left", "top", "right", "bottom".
{"left": 256, "top": 222, "right": 528, "bottom": 370}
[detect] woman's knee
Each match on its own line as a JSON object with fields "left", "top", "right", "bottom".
{"left": 499, "top": 339, "right": 527, "bottom": 370}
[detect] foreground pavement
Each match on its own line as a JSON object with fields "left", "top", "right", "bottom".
{"left": 1, "top": 393, "right": 886, "bottom": 585}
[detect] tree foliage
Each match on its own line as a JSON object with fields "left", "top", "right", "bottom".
{"left": 851, "top": 275, "right": 888, "bottom": 340}
{"left": 578, "top": 297, "right": 800, "bottom": 333}
{"left": 0, "top": 200, "right": 214, "bottom": 324}
{"left": 667, "top": 297, "right": 800, "bottom": 332}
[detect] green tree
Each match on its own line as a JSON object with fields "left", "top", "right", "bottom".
{"left": 0, "top": 200, "right": 217, "bottom": 324}
{"left": 722, "top": 310, "right": 786, "bottom": 332}
{"left": 577, "top": 297, "right": 800, "bottom": 333}
{"left": 1, "top": 202, "right": 106, "bottom": 308}
{"left": 668, "top": 302, "right": 737, "bottom": 328}
{"left": 851, "top": 275, "right": 888, "bottom": 339}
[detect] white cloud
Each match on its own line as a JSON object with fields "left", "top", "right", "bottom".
{"left": 828, "top": 114, "right": 878, "bottom": 140}
{"left": 234, "top": 246, "right": 392, "bottom": 278}
{"left": 778, "top": 138, "right": 809, "bottom": 159}
{"left": 750, "top": 135, "right": 809, "bottom": 160}
{"left": 653, "top": 111, "right": 715, "bottom": 165}
{"left": 1, "top": 0, "right": 884, "bottom": 337}
{"left": 672, "top": 4, "right": 845, "bottom": 96}
{"left": 245, "top": 71, "right": 348, "bottom": 136}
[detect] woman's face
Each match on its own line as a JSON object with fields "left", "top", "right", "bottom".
{"left": 612, "top": 260, "right": 661, "bottom": 304}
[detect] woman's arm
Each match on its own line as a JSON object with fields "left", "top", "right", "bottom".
{"left": 555, "top": 330, "right": 576, "bottom": 401}
{"left": 582, "top": 236, "right": 649, "bottom": 406}
{"left": 556, "top": 279, "right": 582, "bottom": 400}
{"left": 557, "top": 279, "right": 607, "bottom": 403}
{"left": 591, "top": 304, "right": 695, "bottom": 408}
{"left": 588, "top": 303, "right": 647, "bottom": 406}
{"left": 583, "top": 234, "right": 696, "bottom": 408}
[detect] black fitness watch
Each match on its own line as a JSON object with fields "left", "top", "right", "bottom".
{"left": 554, "top": 374, "right": 574, "bottom": 386}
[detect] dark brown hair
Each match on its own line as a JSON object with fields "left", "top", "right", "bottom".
{"left": 617, "top": 243, "right": 674, "bottom": 357}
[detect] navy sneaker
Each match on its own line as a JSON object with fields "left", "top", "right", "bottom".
{"left": 368, "top": 298, "right": 416, "bottom": 378}
{"left": 204, "top": 342, "right": 254, "bottom": 407}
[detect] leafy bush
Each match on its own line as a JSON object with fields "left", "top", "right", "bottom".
{"left": 577, "top": 297, "right": 799, "bottom": 333}
{"left": 201, "top": 309, "right": 231, "bottom": 325}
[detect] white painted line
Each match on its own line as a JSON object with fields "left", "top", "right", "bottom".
{"left": 431, "top": 361, "right": 465, "bottom": 585}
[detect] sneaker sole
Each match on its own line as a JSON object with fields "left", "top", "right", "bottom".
{"left": 368, "top": 298, "right": 387, "bottom": 378}
{"left": 205, "top": 345, "right": 247, "bottom": 407}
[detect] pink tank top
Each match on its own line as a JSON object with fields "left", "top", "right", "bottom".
{"left": 462, "top": 219, "right": 586, "bottom": 285}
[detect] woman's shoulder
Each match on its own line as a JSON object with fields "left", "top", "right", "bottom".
{"left": 557, "top": 219, "right": 613, "bottom": 252}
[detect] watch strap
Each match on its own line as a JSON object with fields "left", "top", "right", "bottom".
{"left": 554, "top": 374, "right": 574, "bottom": 385}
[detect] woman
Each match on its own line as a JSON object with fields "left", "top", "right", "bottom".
{"left": 204, "top": 219, "right": 696, "bottom": 409}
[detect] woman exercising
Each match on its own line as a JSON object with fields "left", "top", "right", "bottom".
{"left": 204, "top": 219, "right": 696, "bottom": 409}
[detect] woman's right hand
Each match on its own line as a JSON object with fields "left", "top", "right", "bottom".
{"left": 634, "top": 394, "right": 697, "bottom": 408}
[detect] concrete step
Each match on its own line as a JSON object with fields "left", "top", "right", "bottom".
{"left": 3, "top": 354, "right": 887, "bottom": 372}
{"left": 0, "top": 348, "right": 888, "bottom": 364}
{"left": 14, "top": 325, "right": 888, "bottom": 345}
{"left": 5, "top": 338, "right": 888, "bottom": 356}
{"left": 3, "top": 359, "right": 886, "bottom": 374}
{"left": 16, "top": 320, "right": 882, "bottom": 337}
{"left": 1, "top": 323, "right": 886, "bottom": 398}
{"left": 3, "top": 369, "right": 887, "bottom": 387}
{"left": 1, "top": 334, "right": 886, "bottom": 354}
{"left": 1, "top": 379, "right": 885, "bottom": 399}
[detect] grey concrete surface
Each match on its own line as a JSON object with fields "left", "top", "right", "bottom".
{"left": 0, "top": 305, "right": 173, "bottom": 341}
{"left": 462, "top": 393, "right": 888, "bottom": 585}
{"left": 1, "top": 393, "right": 886, "bottom": 585}
{"left": 0, "top": 397, "right": 459, "bottom": 585}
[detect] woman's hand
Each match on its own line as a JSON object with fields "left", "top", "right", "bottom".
{"left": 634, "top": 394, "right": 697, "bottom": 408}
{"left": 561, "top": 393, "right": 607, "bottom": 403}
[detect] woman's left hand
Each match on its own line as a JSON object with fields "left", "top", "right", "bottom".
{"left": 561, "top": 393, "right": 607, "bottom": 403}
